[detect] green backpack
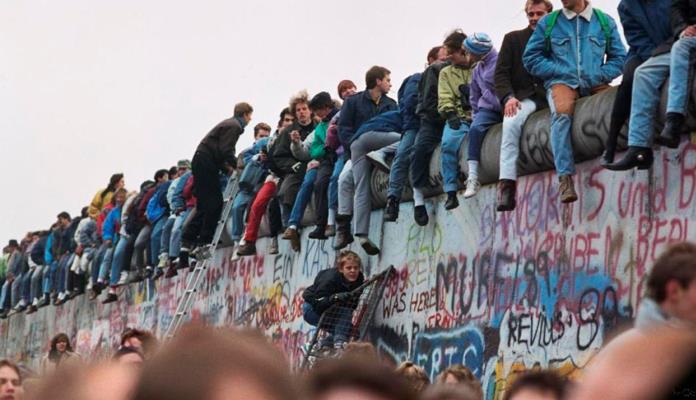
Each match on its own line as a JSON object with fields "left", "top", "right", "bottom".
{"left": 544, "top": 8, "right": 612, "bottom": 54}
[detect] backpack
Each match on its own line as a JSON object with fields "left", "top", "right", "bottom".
{"left": 544, "top": 8, "right": 612, "bottom": 54}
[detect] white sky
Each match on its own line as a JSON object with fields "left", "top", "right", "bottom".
{"left": 0, "top": 0, "right": 622, "bottom": 244}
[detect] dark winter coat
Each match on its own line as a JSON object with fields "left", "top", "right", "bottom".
{"left": 416, "top": 60, "right": 450, "bottom": 122}
{"left": 618, "top": 0, "right": 673, "bottom": 60}
{"left": 495, "top": 26, "right": 547, "bottom": 108}
{"left": 398, "top": 73, "right": 422, "bottom": 132}
{"left": 267, "top": 120, "right": 316, "bottom": 178}
{"left": 196, "top": 117, "right": 245, "bottom": 172}
{"left": 338, "top": 90, "right": 398, "bottom": 149}
{"left": 303, "top": 268, "right": 365, "bottom": 315}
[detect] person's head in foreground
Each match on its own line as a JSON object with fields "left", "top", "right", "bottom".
{"left": 120, "top": 328, "right": 158, "bottom": 359}
{"left": 436, "top": 365, "right": 477, "bottom": 385}
{"left": 132, "top": 325, "right": 297, "bottom": 400}
{"left": 503, "top": 370, "right": 568, "bottom": 400}
{"left": 420, "top": 381, "right": 483, "bottom": 400}
{"left": 305, "top": 358, "right": 416, "bottom": 400}
{"left": 0, "top": 360, "right": 23, "bottom": 400}
{"left": 395, "top": 361, "right": 430, "bottom": 394}
{"left": 112, "top": 347, "right": 144, "bottom": 366}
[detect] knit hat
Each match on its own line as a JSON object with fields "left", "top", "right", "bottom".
{"left": 463, "top": 32, "right": 493, "bottom": 56}
{"left": 309, "top": 91, "right": 333, "bottom": 110}
{"left": 177, "top": 159, "right": 191, "bottom": 169}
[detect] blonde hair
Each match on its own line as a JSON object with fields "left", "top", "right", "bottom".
{"left": 338, "top": 250, "right": 362, "bottom": 270}
{"left": 525, "top": 0, "right": 553, "bottom": 12}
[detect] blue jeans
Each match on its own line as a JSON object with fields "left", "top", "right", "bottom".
{"left": 160, "top": 216, "right": 176, "bottom": 256}
{"left": 91, "top": 242, "right": 108, "bottom": 286}
{"left": 0, "top": 281, "right": 9, "bottom": 310}
{"left": 170, "top": 209, "right": 191, "bottom": 257}
{"left": 110, "top": 234, "right": 129, "bottom": 286}
{"left": 302, "top": 302, "right": 353, "bottom": 345}
{"left": 150, "top": 217, "right": 167, "bottom": 266}
{"left": 44, "top": 260, "right": 58, "bottom": 294}
{"left": 99, "top": 242, "right": 116, "bottom": 282}
{"left": 288, "top": 168, "right": 318, "bottom": 227}
{"left": 627, "top": 53, "right": 670, "bottom": 147}
{"left": 388, "top": 128, "right": 417, "bottom": 200}
{"left": 547, "top": 87, "right": 577, "bottom": 176}
{"left": 468, "top": 109, "right": 502, "bottom": 161}
{"left": 669, "top": 37, "right": 696, "bottom": 115}
{"left": 231, "top": 189, "right": 255, "bottom": 241}
{"left": 329, "top": 156, "right": 346, "bottom": 211}
{"left": 30, "top": 265, "right": 45, "bottom": 301}
{"left": 441, "top": 120, "right": 471, "bottom": 193}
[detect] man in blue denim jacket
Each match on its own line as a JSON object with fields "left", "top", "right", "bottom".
{"left": 524, "top": 0, "right": 625, "bottom": 202}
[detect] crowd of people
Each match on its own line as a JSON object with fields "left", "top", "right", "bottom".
{"left": 1, "top": 0, "right": 694, "bottom": 312}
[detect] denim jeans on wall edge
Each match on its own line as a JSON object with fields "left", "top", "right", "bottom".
{"left": 499, "top": 99, "right": 537, "bottom": 181}
{"left": 441, "top": 120, "right": 471, "bottom": 193}
{"left": 388, "top": 128, "right": 417, "bottom": 201}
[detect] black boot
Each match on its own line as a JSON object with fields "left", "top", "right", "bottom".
{"left": 605, "top": 146, "right": 654, "bottom": 171}
{"left": 414, "top": 205, "right": 429, "bottom": 226}
{"left": 655, "top": 112, "right": 685, "bottom": 149}
{"left": 444, "top": 191, "right": 459, "bottom": 210}
{"left": 383, "top": 196, "right": 399, "bottom": 222}
{"left": 333, "top": 214, "right": 354, "bottom": 250}
{"left": 308, "top": 225, "right": 328, "bottom": 240}
{"left": 496, "top": 179, "right": 517, "bottom": 212}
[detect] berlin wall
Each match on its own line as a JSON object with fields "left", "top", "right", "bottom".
{"left": 2, "top": 83, "right": 696, "bottom": 399}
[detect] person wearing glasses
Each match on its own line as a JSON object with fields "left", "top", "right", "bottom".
{"left": 494, "top": 0, "right": 552, "bottom": 211}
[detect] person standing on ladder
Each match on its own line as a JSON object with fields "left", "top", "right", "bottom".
{"left": 181, "top": 102, "right": 253, "bottom": 262}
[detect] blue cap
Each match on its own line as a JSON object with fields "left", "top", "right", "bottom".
{"left": 463, "top": 32, "right": 493, "bottom": 56}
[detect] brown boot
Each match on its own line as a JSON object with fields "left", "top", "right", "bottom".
{"left": 236, "top": 241, "right": 257, "bottom": 256}
{"left": 558, "top": 175, "right": 578, "bottom": 203}
{"left": 283, "top": 227, "right": 301, "bottom": 252}
{"left": 496, "top": 179, "right": 517, "bottom": 212}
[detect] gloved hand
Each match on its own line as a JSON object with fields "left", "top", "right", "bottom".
{"left": 330, "top": 292, "right": 352, "bottom": 303}
{"left": 447, "top": 112, "right": 461, "bottom": 130}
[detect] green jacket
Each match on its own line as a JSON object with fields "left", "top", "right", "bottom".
{"left": 309, "top": 120, "right": 328, "bottom": 160}
{"left": 438, "top": 64, "right": 473, "bottom": 121}
{"left": 0, "top": 254, "right": 7, "bottom": 280}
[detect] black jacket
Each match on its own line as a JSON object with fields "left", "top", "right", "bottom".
{"left": 416, "top": 60, "right": 449, "bottom": 122}
{"left": 302, "top": 268, "right": 365, "bottom": 314}
{"left": 31, "top": 236, "right": 47, "bottom": 265}
{"left": 268, "top": 120, "right": 316, "bottom": 178}
{"left": 495, "top": 26, "right": 547, "bottom": 108}
{"left": 672, "top": 0, "right": 696, "bottom": 40}
{"left": 196, "top": 117, "right": 244, "bottom": 172}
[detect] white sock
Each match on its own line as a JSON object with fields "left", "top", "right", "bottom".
{"left": 413, "top": 188, "right": 425, "bottom": 206}
{"left": 468, "top": 161, "right": 479, "bottom": 181}
{"left": 328, "top": 209, "right": 336, "bottom": 226}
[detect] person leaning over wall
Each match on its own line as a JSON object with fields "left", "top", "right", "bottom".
{"left": 495, "top": 0, "right": 551, "bottom": 212}
{"left": 523, "top": 0, "right": 625, "bottom": 202}
{"left": 607, "top": 0, "right": 696, "bottom": 170}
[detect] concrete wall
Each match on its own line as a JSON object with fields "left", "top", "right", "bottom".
{"left": 3, "top": 140, "right": 696, "bottom": 398}
{"left": 3, "top": 82, "right": 696, "bottom": 398}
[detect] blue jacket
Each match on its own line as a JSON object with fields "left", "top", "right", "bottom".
{"left": 102, "top": 206, "right": 122, "bottom": 242}
{"left": 44, "top": 233, "right": 54, "bottom": 265}
{"left": 338, "top": 90, "right": 398, "bottom": 149}
{"left": 146, "top": 181, "right": 172, "bottom": 223}
{"left": 618, "top": 0, "right": 672, "bottom": 62}
{"left": 170, "top": 171, "right": 191, "bottom": 213}
{"left": 523, "top": 6, "right": 626, "bottom": 91}
{"left": 398, "top": 73, "right": 421, "bottom": 132}
{"left": 352, "top": 111, "right": 403, "bottom": 143}
{"left": 31, "top": 236, "right": 47, "bottom": 265}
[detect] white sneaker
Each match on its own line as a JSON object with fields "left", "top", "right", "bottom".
{"left": 157, "top": 253, "right": 168, "bottom": 268}
{"left": 463, "top": 179, "right": 481, "bottom": 199}
{"left": 366, "top": 150, "right": 390, "bottom": 174}
{"left": 117, "top": 271, "right": 129, "bottom": 286}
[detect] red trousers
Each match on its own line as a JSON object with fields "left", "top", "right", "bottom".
{"left": 243, "top": 181, "right": 277, "bottom": 242}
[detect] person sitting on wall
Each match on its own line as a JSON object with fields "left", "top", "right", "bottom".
{"left": 607, "top": 0, "right": 696, "bottom": 170}
{"left": 382, "top": 46, "right": 447, "bottom": 223}
{"left": 302, "top": 250, "right": 365, "bottom": 351}
{"left": 495, "top": 0, "right": 551, "bottom": 212}
{"left": 523, "top": 0, "right": 625, "bottom": 201}
{"left": 600, "top": 0, "right": 672, "bottom": 166}
{"left": 284, "top": 92, "right": 339, "bottom": 251}
{"left": 335, "top": 66, "right": 398, "bottom": 252}
{"left": 460, "top": 32, "right": 502, "bottom": 201}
